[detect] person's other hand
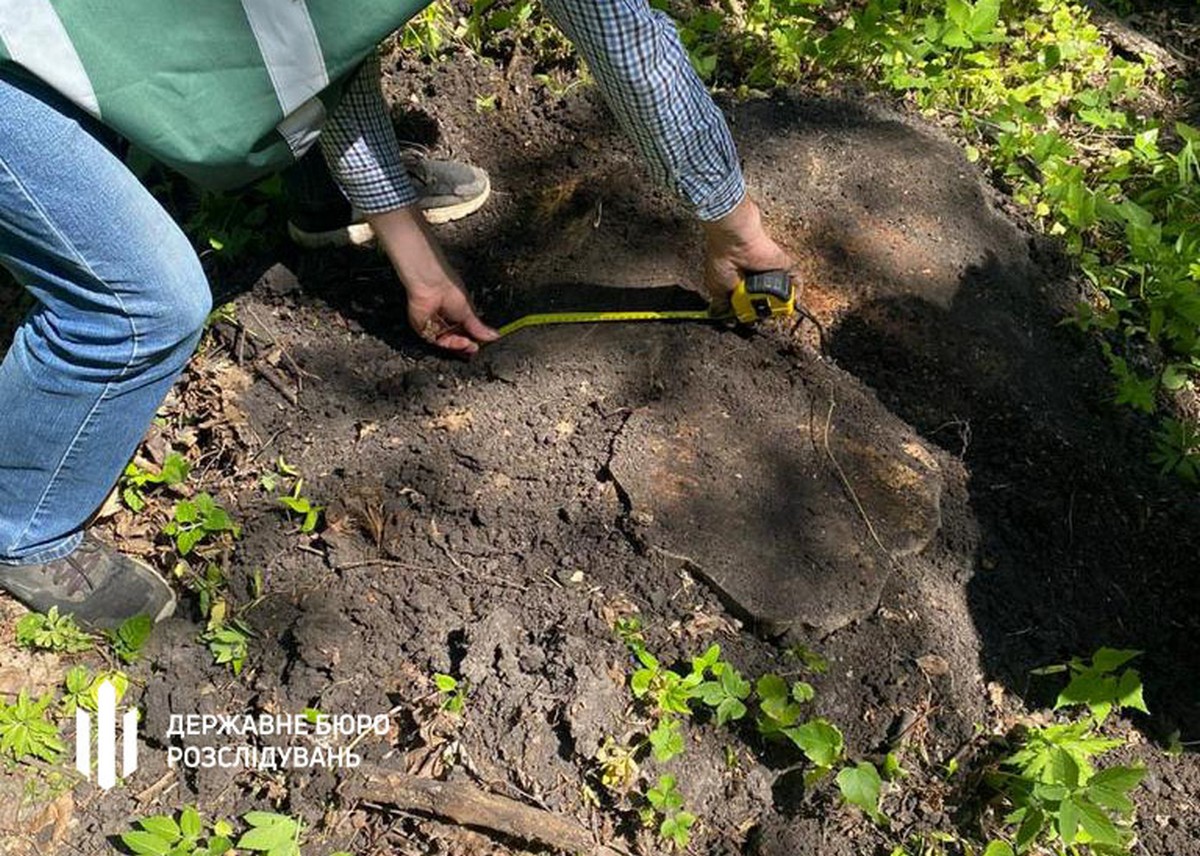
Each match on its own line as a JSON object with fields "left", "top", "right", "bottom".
{"left": 367, "top": 207, "right": 499, "bottom": 355}
{"left": 702, "top": 196, "right": 793, "bottom": 309}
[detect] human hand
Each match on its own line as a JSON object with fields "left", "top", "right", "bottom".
{"left": 367, "top": 207, "right": 499, "bottom": 355}
{"left": 701, "top": 196, "right": 794, "bottom": 309}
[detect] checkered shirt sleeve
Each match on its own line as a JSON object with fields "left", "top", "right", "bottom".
{"left": 320, "top": 53, "right": 419, "bottom": 215}
{"left": 542, "top": 0, "right": 746, "bottom": 221}
{"left": 321, "top": 2, "right": 746, "bottom": 221}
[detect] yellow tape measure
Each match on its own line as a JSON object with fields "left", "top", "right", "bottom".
{"left": 496, "top": 270, "right": 794, "bottom": 338}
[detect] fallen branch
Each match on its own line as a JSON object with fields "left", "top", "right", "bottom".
{"left": 349, "top": 766, "right": 625, "bottom": 855}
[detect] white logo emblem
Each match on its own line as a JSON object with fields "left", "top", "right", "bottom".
{"left": 75, "top": 679, "right": 137, "bottom": 789}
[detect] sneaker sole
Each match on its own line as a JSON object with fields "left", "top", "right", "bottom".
{"left": 287, "top": 176, "right": 492, "bottom": 248}
{"left": 287, "top": 220, "right": 377, "bottom": 249}
{"left": 422, "top": 174, "right": 492, "bottom": 225}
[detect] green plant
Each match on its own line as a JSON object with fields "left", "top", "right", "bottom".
{"left": 122, "top": 808, "right": 232, "bottom": 856}
{"left": 202, "top": 619, "right": 253, "bottom": 676}
{"left": 996, "top": 722, "right": 1142, "bottom": 852}
{"left": 987, "top": 648, "right": 1150, "bottom": 854}
{"left": 1150, "top": 417, "right": 1200, "bottom": 481}
{"left": 121, "top": 452, "right": 190, "bottom": 512}
{"left": 278, "top": 479, "right": 322, "bottom": 533}
{"left": 784, "top": 642, "right": 830, "bottom": 674}
{"left": 1032, "top": 648, "right": 1148, "bottom": 725}
{"left": 164, "top": 492, "right": 240, "bottom": 556}
{"left": 645, "top": 775, "right": 696, "bottom": 850}
{"left": 185, "top": 177, "right": 284, "bottom": 259}
{"left": 15, "top": 606, "right": 95, "bottom": 654}
{"left": 60, "top": 666, "right": 128, "bottom": 716}
{"left": 434, "top": 672, "right": 468, "bottom": 715}
{"left": 647, "top": 716, "right": 685, "bottom": 762}
{"left": 108, "top": 614, "right": 153, "bottom": 664}
{"left": 837, "top": 761, "right": 888, "bottom": 825}
{"left": 690, "top": 646, "right": 751, "bottom": 726}
{"left": 183, "top": 562, "right": 229, "bottom": 621}
{"left": 236, "top": 811, "right": 303, "bottom": 856}
{"left": 630, "top": 648, "right": 700, "bottom": 716}
{"left": 0, "top": 690, "right": 64, "bottom": 763}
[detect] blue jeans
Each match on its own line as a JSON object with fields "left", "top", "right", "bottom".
{"left": 0, "top": 70, "right": 212, "bottom": 566}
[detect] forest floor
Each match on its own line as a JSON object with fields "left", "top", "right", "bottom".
{"left": 2, "top": 39, "right": 1199, "bottom": 856}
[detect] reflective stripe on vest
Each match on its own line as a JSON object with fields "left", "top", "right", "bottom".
{"left": 0, "top": 0, "right": 98, "bottom": 116}
{"left": 241, "top": 0, "right": 328, "bottom": 114}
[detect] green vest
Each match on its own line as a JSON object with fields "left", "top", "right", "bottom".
{"left": 0, "top": 0, "right": 429, "bottom": 189}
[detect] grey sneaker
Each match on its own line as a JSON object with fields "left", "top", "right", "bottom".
{"left": 403, "top": 152, "right": 491, "bottom": 225}
{"left": 286, "top": 154, "right": 491, "bottom": 248}
{"left": 0, "top": 534, "right": 176, "bottom": 630}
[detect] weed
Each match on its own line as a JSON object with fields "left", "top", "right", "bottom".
{"left": 1150, "top": 417, "right": 1200, "bottom": 481}
{"left": 59, "top": 666, "right": 128, "bottom": 716}
{"left": 202, "top": 619, "right": 253, "bottom": 676}
{"left": 185, "top": 176, "right": 284, "bottom": 260}
{"left": 642, "top": 774, "right": 696, "bottom": 849}
{"left": 236, "top": 811, "right": 303, "bottom": 856}
{"left": 690, "top": 645, "right": 751, "bottom": 726}
{"left": 0, "top": 690, "right": 65, "bottom": 764}
{"left": 433, "top": 672, "right": 468, "bottom": 715}
{"left": 122, "top": 452, "right": 190, "bottom": 512}
{"left": 15, "top": 606, "right": 95, "bottom": 654}
{"left": 837, "top": 761, "right": 888, "bottom": 825}
{"left": 108, "top": 614, "right": 153, "bottom": 664}
{"left": 164, "top": 492, "right": 241, "bottom": 556}
{"left": 784, "top": 642, "right": 830, "bottom": 674}
{"left": 596, "top": 735, "right": 639, "bottom": 792}
{"left": 986, "top": 648, "right": 1149, "bottom": 854}
{"left": 1031, "top": 648, "right": 1148, "bottom": 725}
{"left": 278, "top": 480, "right": 323, "bottom": 534}
{"left": 648, "top": 716, "right": 685, "bottom": 762}
{"left": 121, "top": 808, "right": 308, "bottom": 856}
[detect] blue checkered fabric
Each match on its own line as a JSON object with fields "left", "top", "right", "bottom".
{"left": 321, "top": 1, "right": 745, "bottom": 220}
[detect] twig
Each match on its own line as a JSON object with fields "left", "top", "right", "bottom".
{"left": 819, "top": 396, "right": 896, "bottom": 565}
{"left": 350, "top": 766, "right": 626, "bottom": 856}
{"left": 256, "top": 362, "right": 298, "bottom": 406}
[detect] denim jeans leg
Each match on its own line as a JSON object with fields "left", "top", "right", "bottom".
{"left": 0, "top": 70, "right": 212, "bottom": 565}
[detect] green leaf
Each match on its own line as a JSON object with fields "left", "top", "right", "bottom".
{"left": 119, "top": 615, "right": 153, "bottom": 653}
{"left": 719, "top": 664, "right": 751, "bottom": 699}
{"left": 179, "top": 806, "right": 202, "bottom": 839}
{"left": 1015, "top": 807, "right": 1045, "bottom": 851}
{"left": 1058, "top": 795, "right": 1080, "bottom": 845}
{"left": 836, "top": 761, "right": 886, "bottom": 824}
{"left": 159, "top": 453, "right": 190, "bottom": 486}
{"left": 1115, "top": 669, "right": 1149, "bottom": 714}
{"left": 237, "top": 812, "right": 300, "bottom": 853}
{"left": 982, "top": 843, "right": 1015, "bottom": 856}
{"left": 433, "top": 673, "right": 457, "bottom": 693}
{"left": 715, "top": 697, "right": 747, "bottom": 726}
{"left": 1089, "top": 765, "right": 1145, "bottom": 793}
{"left": 791, "top": 681, "right": 815, "bottom": 703}
{"left": 691, "top": 644, "right": 720, "bottom": 675}
{"left": 177, "top": 527, "right": 205, "bottom": 556}
{"left": 1074, "top": 796, "right": 1122, "bottom": 845}
{"left": 173, "top": 500, "right": 199, "bottom": 525}
{"left": 631, "top": 668, "right": 654, "bottom": 697}
{"left": 121, "top": 831, "right": 173, "bottom": 856}
{"left": 648, "top": 717, "right": 685, "bottom": 762}
{"left": 138, "top": 816, "right": 181, "bottom": 842}
{"left": 786, "top": 718, "right": 845, "bottom": 769}
{"left": 1091, "top": 648, "right": 1141, "bottom": 673}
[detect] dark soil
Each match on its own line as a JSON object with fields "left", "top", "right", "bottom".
{"left": 2, "top": 44, "right": 1198, "bottom": 856}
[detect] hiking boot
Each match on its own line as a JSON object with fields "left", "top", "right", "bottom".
{"left": 287, "top": 153, "right": 491, "bottom": 248}
{"left": 0, "top": 534, "right": 176, "bottom": 630}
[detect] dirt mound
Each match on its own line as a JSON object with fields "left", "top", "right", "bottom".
{"left": 1, "top": 49, "right": 1197, "bottom": 856}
